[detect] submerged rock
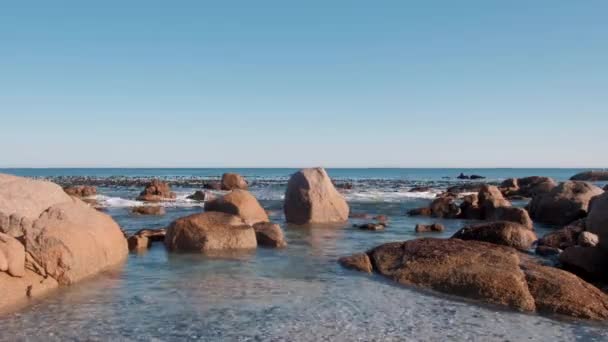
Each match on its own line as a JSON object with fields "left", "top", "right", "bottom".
{"left": 415, "top": 223, "right": 445, "bottom": 233}
{"left": 284, "top": 168, "right": 349, "bottom": 224}
{"left": 131, "top": 206, "right": 165, "bottom": 216}
{"left": 205, "top": 190, "right": 269, "bottom": 225}
{"left": 355, "top": 223, "right": 386, "bottom": 231}
{"left": 528, "top": 181, "right": 603, "bottom": 226}
{"left": 452, "top": 221, "right": 537, "bottom": 250}
{"left": 338, "top": 253, "right": 372, "bottom": 273}
{"left": 136, "top": 180, "right": 176, "bottom": 202}
{"left": 341, "top": 238, "right": 608, "bottom": 320}
{"left": 221, "top": 173, "right": 248, "bottom": 191}
{"left": 165, "top": 212, "right": 256, "bottom": 253}
{"left": 429, "top": 197, "right": 460, "bottom": 218}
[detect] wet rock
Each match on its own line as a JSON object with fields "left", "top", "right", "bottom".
{"left": 205, "top": 190, "right": 269, "bottom": 226}
{"left": 516, "top": 176, "right": 557, "bottom": 198}
{"left": 253, "top": 222, "right": 287, "bottom": 248}
{"left": 284, "top": 168, "right": 349, "bottom": 224}
{"left": 165, "top": 212, "right": 256, "bottom": 253}
{"left": 345, "top": 238, "right": 608, "bottom": 320}
{"left": 339, "top": 253, "right": 373, "bottom": 273}
{"left": 355, "top": 223, "right": 386, "bottom": 231}
{"left": 528, "top": 181, "right": 603, "bottom": 226}
{"left": 457, "top": 173, "right": 470, "bottom": 179}
{"left": 559, "top": 246, "right": 608, "bottom": 280}
{"left": 221, "top": 173, "right": 248, "bottom": 191}
{"left": 570, "top": 170, "right": 608, "bottom": 181}
{"left": 407, "top": 207, "right": 432, "bottom": 216}
{"left": 133, "top": 228, "right": 166, "bottom": 242}
{"left": 537, "top": 225, "right": 583, "bottom": 250}
{"left": 127, "top": 235, "right": 150, "bottom": 251}
{"left": 131, "top": 206, "right": 165, "bottom": 216}
{"left": 458, "top": 194, "right": 482, "bottom": 220}
{"left": 452, "top": 221, "right": 537, "bottom": 250}
{"left": 586, "top": 192, "right": 608, "bottom": 250}
{"left": 415, "top": 223, "right": 445, "bottom": 233}
{"left": 136, "top": 180, "right": 176, "bottom": 202}
{"left": 63, "top": 185, "right": 97, "bottom": 198}
{"left": 429, "top": 197, "right": 460, "bottom": 218}
{"left": 578, "top": 231, "right": 599, "bottom": 247}
{"left": 187, "top": 190, "right": 207, "bottom": 201}
{"left": 536, "top": 245, "right": 562, "bottom": 256}
{"left": 487, "top": 207, "right": 533, "bottom": 230}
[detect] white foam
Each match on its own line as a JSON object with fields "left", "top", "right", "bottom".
{"left": 95, "top": 194, "right": 205, "bottom": 208}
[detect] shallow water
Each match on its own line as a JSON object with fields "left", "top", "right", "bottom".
{"left": 0, "top": 168, "right": 607, "bottom": 341}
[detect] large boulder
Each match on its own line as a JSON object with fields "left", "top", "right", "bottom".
{"left": 284, "top": 168, "right": 349, "bottom": 224}
{"left": 342, "top": 238, "right": 608, "bottom": 320}
{"left": 586, "top": 192, "right": 608, "bottom": 250}
{"left": 205, "top": 190, "right": 269, "bottom": 225}
{"left": 528, "top": 181, "right": 603, "bottom": 226}
{"left": 0, "top": 174, "right": 128, "bottom": 313}
{"left": 452, "top": 221, "right": 537, "bottom": 250}
{"left": 165, "top": 212, "right": 257, "bottom": 253}
{"left": 516, "top": 176, "right": 557, "bottom": 198}
{"left": 571, "top": 170, "right": 608, "bottom": 181}
{"left": 221, "top": 173, "right": 248, "bottom": 191}
{"left": 478, "top": 185, "right": 511, "bottom": 216}
{"left": 63, "top": 185, "right": 97, "bottom": 198}
{"left": 136, "top": 180, "right": 176, "bottom": 202}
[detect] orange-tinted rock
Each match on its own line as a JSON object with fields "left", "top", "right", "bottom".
{"left": 136, "top": 180, "right": 176, "bottom": 202}
{"left": 63, "top": 185, "right": 97, "bottom": 198}
{"left": 339, "top": 253, "right": 372, "bottom": 273}
{"left": 205, "top": 190, "right": 269, "bottom": 225}
{"left": 452, "top": 221, "right": 537, "bottom": 250}
{"left": 221, "top": 173, "right": 248, "bottom": 191}
{"left": 253, "top": 222, "right": 287, "bottom": 248}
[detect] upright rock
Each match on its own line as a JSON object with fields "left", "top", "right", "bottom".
{"left": 586, "top": 192, "right": 608, "bottom": 250}
{"left": 221, "top": 173, "right": 248, "bottom": 191}
{"left": 136, "top": 180, "right": 176, "bottom": 202}
{"left": 165, "top": 212, "right": 257, "bottom": 253}
{"left": 205, "top": 190, "right": 269, "bottom": 225}
{"left": 528, "top": 181, "right": 603, "bottom": 226}
{"left": 284, "top": 168, "right": 349, "bottom": 224}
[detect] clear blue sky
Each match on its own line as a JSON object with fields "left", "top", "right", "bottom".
{"left": 1, "top": 0, "right": 606, "bottom": 168}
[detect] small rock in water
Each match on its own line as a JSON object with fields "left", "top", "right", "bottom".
{"left": 338, "top": 253, "right": 373, "bottom": 273}
{"left": 354, "top": 223, "right": 386, "bottom": 231}
{"left": 187, "top": 190, "right": 207, "bottom": 201}
{"left": 415, "top": 223, "right": 445, "bottom": 233}
{"left": 131, "top": 206, "right": 165, "bottom": 216}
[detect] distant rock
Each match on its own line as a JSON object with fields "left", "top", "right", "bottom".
{"left": 570, "top": 170, "right": 608, "bottom": 181}
{"left": 203, "top": 181, "right": 222, "bottom": 190}
{"left": 187, "top": 190, "right": 207, "bottom": 201}
{"left": 407, "top": 207, "right": 432, "bottom": 216}
{"left": 205, "top": 190, "right": 269, "bottom": 226}
{"left": 415, "top": 223, "right": 445, "bottom": 233}
{"left": 470, "top": 175, "right": 485, "bottom": 180}
{"left": 131, "top": 206, "right": 165, "bottom": 216}
{"left": 164, "top": 212, "right": 256, "bottom": 253}
{"left": 221, "top": 173, "right": 248, "bottom": 191}
{"left": 528, "top": 181, "right": 603, "bottom": 226}
{"left": 63, "top": 185, "right": 97, "bottom": 198}
{"left": 409, "top": 186, "right": 431, "bottom": 193}
{"left": 446, "top": 183, "right": 485, "bottom": 194}
{"left": 456, "top": 173, "right": 470, "bottom": 179}
{"left": 136, "top": 180, "right": 176, "bottom": 202}
{"left": 253, "top": 222, "right": 287, "bottom": 248}
{"left": 452, "top": 221, "right": 537, "bottom": 250}
{"left": 334, "top": 182, "right": 354, "bottom": 190}
{"left": 284, "top": 168, "right": 349, "bottom": 224}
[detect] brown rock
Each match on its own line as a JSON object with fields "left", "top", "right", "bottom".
{"left": 452, "top": 221, "right": 537, "bottom": 250}
{"left": 522, "top": 261, "right": 608, "bottom": 320}
{"left": 221, "top": 173, "right": 248, "bottom": 191}
{"left": 528, "top": 181, "right": 603, "bottom": 226}
{"left": 516, "top": 176, "right": 557, "bottom": 198}
{"left": 429, "top": 197, "right": 460, "bottom": 218}
{"left": 284, "top": 168, "right": 349, "bottom": 224}
{"left": 133, "top": 228, "right": 166, "bottom": 242}
{"left": 187, "top": 190, "right": 207, "bottom": 201}
{"left": 578, "top": 231, "right": 599, "bottom": 247}
{"left": 559, "top": 246, "right": 608, "bottom": 280}
{"left": 458, "top": 194, "right": 482, "bottom": 220}
{"left": 355, "top": 223, "right": 386, "bottom": 231}
{"left": 136, "top": 180, "right": 176, "bottom": 202}
{"left": 407, "top": 207, "right": 432, "bottom": 217}
{"left": 164, "top": 212, "right": 257, "bottom": 253}
{"left": 0, "top": 232, "right": 25, "bottom": 277}
{"left": 131, "top": 206, "right": 165, "bottom": 216}
{"left": 253, "top": 222, "right": 287, "bottom": 248}
{"left": 205, "top": 190, "right": 269, "bottom": 225}
{"left": 63, "top": 185, "right": 97, "bottom": 198}
{"left": 339, "top": 253, "right": 372, "bottom": 273}
{"left": 537, "top": 225, "right": 583, "bottom": 249}
{"left": 0, "top": 270, "right": 58, "bottom": 314}
{"left": 586, "top": 192, "right": 608, "bottom": 250}
{"left": 478, "top": 185, "right": 511, "bottom": 217}
{"left": 570, "top": 170, "right": 608, "bottom": 181}
{"left": 127, "top": 235, "right": 150, "bottom": 251}
{"left": 415, "top": 223, "right": 445, "bottom": 233}
{"left": 486, "top": 207, "right": 533, "bottom": 230}
{"left": 366, "top": 238, "right": 536, "bottom": 312}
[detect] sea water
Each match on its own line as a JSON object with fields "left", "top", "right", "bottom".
{"left": 0, "top": 168, "right": 606, "bottom": 341}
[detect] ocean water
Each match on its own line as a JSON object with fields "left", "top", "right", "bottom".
{"left": 0, "top": 168, "right": 606, "bottom": 341}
